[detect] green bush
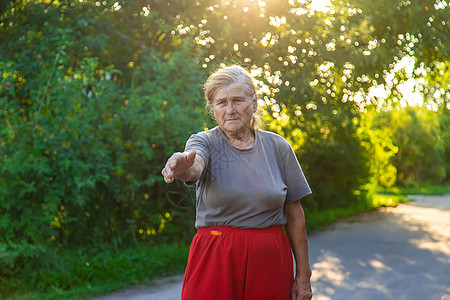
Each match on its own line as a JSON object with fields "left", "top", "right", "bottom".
{"left": 373, "top": 108, "right": 447, "bottom": 186}
{"left": 359, "top": 108, "right": 399, "bottom": 188}
{"left": 0, "top": 1, "right": 206, "bottom": 282}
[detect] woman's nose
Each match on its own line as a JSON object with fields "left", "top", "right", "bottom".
{"left": 226, "top": 102, "right": 236, "bottom": 114}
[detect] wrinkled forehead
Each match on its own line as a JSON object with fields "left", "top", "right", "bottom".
{"left": 212, "top": 83, "right": 255, "bottom": 102}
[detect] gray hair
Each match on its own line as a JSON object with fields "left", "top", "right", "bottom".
{"left": 204, "top": 65, "right": 262, "bottom": 130}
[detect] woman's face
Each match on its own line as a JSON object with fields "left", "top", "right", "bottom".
{"left": 211, "top": 83, "right": 257, "bottom": 137}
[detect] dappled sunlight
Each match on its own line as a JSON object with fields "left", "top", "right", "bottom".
{"left": 311, "top": 250, "right": 350, "bottom": 297}
{"left": 308, "top": 0, "right": 333, "bottom": 13}
{"left": 311, "top": 252, "right": 346, "bottom": 285}
{"left": 390, "top": 201, "right": 450, "bottom": 257}
{"left": 356, "top": 281, "right": 389, "bottom": 294}
{"left": 311, "top": 250, "right": 395, "bottom": 298}
{"left": 368, "top": 259, "right": 392, "bottom": 272}
{"left": 312, "top": 295, "right": 332, "bottom": 300}
{"left": 379, "top": 201, "right": 450, "bottom": 259}
{"left": 309, "top": 195, "right": 450, "bottom": 299}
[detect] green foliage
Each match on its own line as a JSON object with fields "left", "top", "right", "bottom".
{"left": 439, "top": 109, "right": 450, "bottom": 183}
{"left": 371, "top": 107, "right": 447, "bottom": 185}
{"left": 0, "top": 0, "right": 206, "bottom": 282}
{"left": 359, "top": 108, "right": 399, "bottom": 187}
{"left": 299, "top": 117, "right": 373, "bottom": 210}
{"left": 371, "top": 194, "right": 409, "bottom": 208}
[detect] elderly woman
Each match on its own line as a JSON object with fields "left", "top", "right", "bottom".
{"left": 161, "top": 65, "right": 312, "bottom": 300}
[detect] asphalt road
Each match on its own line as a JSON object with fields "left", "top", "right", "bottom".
{"left": 90, "top": 194, "right": 450, "bottom": 300}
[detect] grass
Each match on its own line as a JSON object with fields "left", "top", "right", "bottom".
{"left": 304, "top": 188, "right": 413, "bottom": 233}
{"left": 2, "top": 243, "right": 190, "bottom": 300}
{"left": 377, "top": 184, "right": 450, "bottom": 195}
{"left": 305, "top": 205, "right": 360, "bottom": 232}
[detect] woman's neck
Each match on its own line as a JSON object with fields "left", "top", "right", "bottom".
{"left": 221, "top": 127, "right": 255, "bottom": 149}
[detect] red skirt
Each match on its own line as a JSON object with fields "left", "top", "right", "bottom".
{"left": 181, "top": 226, "right": 294, "bottom": 300}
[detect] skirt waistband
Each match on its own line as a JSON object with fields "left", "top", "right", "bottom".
{"left": 196, "top": 226, "right": 283, "bottom": 235}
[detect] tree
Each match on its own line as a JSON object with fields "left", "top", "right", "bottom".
{"left": 0, "top": 0, "right": 208, "bottom": 277}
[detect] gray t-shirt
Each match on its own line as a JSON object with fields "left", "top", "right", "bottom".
{"left": 185, "top": 126, "right": 312, "bottom": 229}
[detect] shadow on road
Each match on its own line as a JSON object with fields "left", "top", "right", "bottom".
{"left": 309, "top": 194, "right": 450, "bottom": 300}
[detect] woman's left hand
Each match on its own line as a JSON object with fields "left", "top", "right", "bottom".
{"left": 290, "top": 275, "right": 312, "bottom": 300}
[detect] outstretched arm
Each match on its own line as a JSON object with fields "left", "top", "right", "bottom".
{"left": 284, "top": 200, "right": 313, "bottom": 300}
{"left": 161, "top": 150, "right": 205, "bottom": 183}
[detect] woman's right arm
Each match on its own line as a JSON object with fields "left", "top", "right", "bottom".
{"left": 161, "top": 150, "right": 205, "bottom": 183}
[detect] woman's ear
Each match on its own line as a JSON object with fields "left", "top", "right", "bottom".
{"left": 252, "top": 95, "right": 258, "bottom": 112}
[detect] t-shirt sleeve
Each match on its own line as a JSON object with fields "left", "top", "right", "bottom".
{"left": 183, "top": 132, "right": 209, "bottom": 185}
{"left": 282, "top": 144, "right": 312, "bottom": 204}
